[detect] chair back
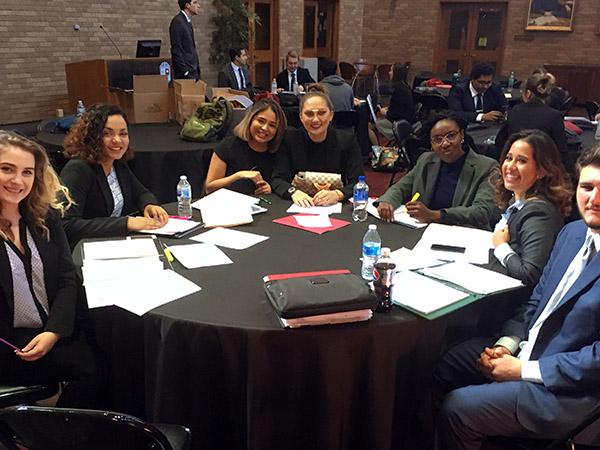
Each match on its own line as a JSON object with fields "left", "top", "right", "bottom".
{"left": 585, "top": 100, "right": 600, "bottom": 121}
{"left": 376, "top": 64, "right": 392, "bottom": 82}
{"left": 0, "top": 384, "right": 58, "bottom": 409}
{"left": 559, "top": 96, "right": 575, "bottom": 116}
{"left": 332, "top": 110, "right": 359, "bottom": 130}
{"left": 392, "top": 120, "right": 413, "bottom": 143}
{"left": 0, "top": 406, "right": 177, "bottom": 450}
{"left": 339, "top": 62, "right": 357, "bottom": 83}
{"left": 416, "top": 94, "right": 449, "bottom": 121}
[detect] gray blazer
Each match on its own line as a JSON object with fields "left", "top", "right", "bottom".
{"left": 377, "top": 149, "right": 498, "bottom": 229}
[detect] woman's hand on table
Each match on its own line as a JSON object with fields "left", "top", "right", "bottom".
{"left": 313, "top": 189, "right": 343, "bottom": 206}
{"left": 17, "top": 331, "right": 60, "bottom": 362}
{"left": 254, "top": 180, "right": 272, "bottom": 195}
{"left": 144, "top": 204, "right": 169, "bottom": 226}
{"left": 292, "top": 190, "right": 314, "bottom": 207}
{"left": 128, "top": 216, "right": 164, "bottom": 231}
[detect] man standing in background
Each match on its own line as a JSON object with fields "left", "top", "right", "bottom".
{"left": 169, "top": 0, "right": 201, "bottom": 80}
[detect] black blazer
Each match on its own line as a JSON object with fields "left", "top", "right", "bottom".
{"left": 275, "top": 68, "right": 315, "bottom": 91}
{"left": 495, "top": 100, "right": 567, "bottom": 153}
{"left": 217, "top": 63, "right": 252, "bottom": 90}
{"left": 271, "top": 127, "right": 365, "bottom": 201}
{"left": 0, "top": 210, "right": 77, "bottom": 340}
{"left": 447, "top": 81, "right": 508, "bottom": 123}
{"left": 60, "top": 159, "right": 158, "bottom": 248}
{"left": 169, "top": 12, "right": 201, "bottom": 80}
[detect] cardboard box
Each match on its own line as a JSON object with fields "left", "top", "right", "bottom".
{"left": 173, "top": 79, "right": 207, "bottom": 125}
{"left": 111, "top": 75, "right": 169, "bottom": 124}
{"left": 211, "top": 87, "right": 253, "bottom": 109}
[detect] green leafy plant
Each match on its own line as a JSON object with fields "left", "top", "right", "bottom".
{"left": 209, "top": 0, "right": 259, "bottom": 66}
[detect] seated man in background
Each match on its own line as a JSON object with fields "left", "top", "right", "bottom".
{"left": 276, "top": 50, "right": 315, "bottom": 92}
{"left": 217, "top": 48, "right": 252, "bottom": 91}
{"left": 318, "top": 58, "right": 355, "bottom": 112}
{"left": 376, "top": 113, "right": 498, "bottom": 229}
{"left": 434, "top": 144, "right": 600, "bottom": 449}
{"left": 448, "top": 62, "right": 508, "bottom": 124}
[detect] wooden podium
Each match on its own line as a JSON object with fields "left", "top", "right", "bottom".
{"left": 65, "top": 58, "right": 171, "bottom": 112}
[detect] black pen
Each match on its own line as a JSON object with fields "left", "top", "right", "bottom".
{"left": 259, "top": 196, "right": 272, "bottom": 205}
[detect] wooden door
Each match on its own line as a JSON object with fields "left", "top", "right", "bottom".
{"left": 436, "top": 2, "right": 507, "bottom": 75}
{"left": 303, "top": 0, "right": 338, "bottom": 59}
{"left": 248, "top": 0, "right": 279, "bottom": 89}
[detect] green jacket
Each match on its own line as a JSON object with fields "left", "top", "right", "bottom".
{"left": 377, "top": 149, "right": 498, "bottom": 229}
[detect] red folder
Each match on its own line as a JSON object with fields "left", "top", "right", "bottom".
{"left": 272, "top": 214, "right": 351, "bottom": 234}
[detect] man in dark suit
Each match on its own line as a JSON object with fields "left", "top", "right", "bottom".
{"left": 217, "top": 48, "right": 252, "bottom": 91}
{"left": 434, "top": 145, "right": 600, "bottom": 449}
{"left": 448, "top": 62, "right": 508, "bottom": 123}
{"left": 275, "top": 50, "right": 315, "bottom": 92}
{"left": 169, "top": 0, "right": 201, "bottom": 80}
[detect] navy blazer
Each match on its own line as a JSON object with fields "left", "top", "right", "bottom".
{"left": 275, "top": 67, "right": 315, "bottom": 91}
{"left": 60, "top": 159, "right": 158, "bottom": 248}
{"left": 0, "top": 210, "right": 77, "bottom": 340}
{"left": 447, "top": 81, "right": 508, "bottom": 123}
{"left": 217, "top": 63, "right": 252, "bottom": 90}
{"left": 501, "top": 220, "right": 600, "bottom": 432}
{"left": 169, "top": 12, "right": 201, "bottom": 80}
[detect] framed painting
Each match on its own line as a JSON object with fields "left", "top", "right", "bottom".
{"left": 526, "top": 0, "right": 575, "bottom": 31}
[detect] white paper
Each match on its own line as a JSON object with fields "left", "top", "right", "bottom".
{"left": 192, "top": 188, "right": 258, "bottom": 210}
{"left": 191, "top": 227, "right": 269, "bottom": 250}
{"left": 201, "top": 205, "right": 254, "bottom": 228}
{"left": 391, "top": 270, "right": 470, "bottom": 314}
{"left": 168, "top": 243, "right": 233, "bottom": 269}
{"left": 286, "top": 203, "right": 342, "bottom": 215}
{"left": 412, "top": 223, "right": 492, "bottom": 264}
{"left": 138, "top": 218, "right": 202, "bottom": 236}
{"left": 83, "top": 238, "right": 158, "bottom": 261}
{"left": 82, "top": 257, "right": 164, "bottom": 283}
{"left": 421, "top": 261, "right": 523, "bottom": 295}
{"left": 366, "top": 199, "right": 427, "bottom": 229}
{"left": 293, "top": 214, "right": 332, "bottom": 228}
{"left": 389, "top": 247, "right": 444, "bottom": 271}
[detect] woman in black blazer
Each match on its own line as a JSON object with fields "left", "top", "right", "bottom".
{"left": 495, "top": 73, "right": 567, "bottom": 154}
{"left": 492, "top": 129, "right": 572, "bottom": 285}
{"left": 0, "top": 131, "right": 103, "bottom": 407}
{"left": 60, "top": 104, "right": 168, "bottom": 248}
{"left": 271, "top": 84, "right": 364, "bottom": 207}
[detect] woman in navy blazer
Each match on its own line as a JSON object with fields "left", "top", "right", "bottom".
{"left": 0, "top": 131, "right": 103, "bottom": 407}
{"left": 491, "top": 129, "right": 572, "bottom": 285}
{"left": 60, "top": 104, "right": 168, "bottom": 248}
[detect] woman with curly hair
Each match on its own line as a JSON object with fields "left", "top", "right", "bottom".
{"left": 492, "top": 129, "right": 572, "bottom": 285}
{"left": 60, "top": 104, "right": 168, "bottom": 248}
{"left": 0, "top": 131, "right": 104, "bottom": 407}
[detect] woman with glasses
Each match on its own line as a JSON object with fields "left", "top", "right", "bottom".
{"left": 376, "top": 113, "right": 498, "bottom": 229}
{"left": 271, "top": 84, "right": 364, "bottom": 207}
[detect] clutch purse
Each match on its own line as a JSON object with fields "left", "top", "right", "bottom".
{"left": 292, "top": 171, "right": 343, "bottom": 196}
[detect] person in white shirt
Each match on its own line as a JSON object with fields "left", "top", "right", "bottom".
{"left": 217, "top": 48, "right": 252, "bottom": 91}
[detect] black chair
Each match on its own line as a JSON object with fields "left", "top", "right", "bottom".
{"left": 0, "top": 384, "right": 59, "bottom": 409}
{"left": 332, "top": 110, "right": 359, "bottom": 130}
{"left": 388, "top": 119, "right": 420, "bottom": 186}
{"left": 558, "top": 96, "right": 576, "bottom": 117}
{"left": 584, "top": 100, "right": 600, "bottom": 121}
{"left": 339, "top": 62, "right": 357, "bottom": 84}
{"left": 0, "top": 405, "right": 192, "bottom": 450}
{"left": 415, "top": 93, "right": 449, "bottom": 122}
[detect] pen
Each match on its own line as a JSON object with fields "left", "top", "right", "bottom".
{"left": 169, "top": 215, "right": 190, "bottom": 221}
{"left": 259, "top": 196, "right": 272, "bottom": 205}
{"left": 161, "top": 243, "right": 175, "bottom": 263}
{"left": 0, "top": 336, "right": 21, "bottom": 353}
{"left": 409, "top": 192, "right": 421, "bottom": 202}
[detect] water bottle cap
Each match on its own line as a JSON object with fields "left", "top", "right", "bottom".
{"left": 368, "top": 224, "right": 377, "bottom": 230}
{"left": 358, "top": 176, "right": 365, "bottom": 182}
{"left": 180, "top": 175, "right": 187, "bottom": 180}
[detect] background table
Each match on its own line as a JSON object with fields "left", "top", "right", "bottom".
{"left": 77, "top": 196, "right": 526, "bottom": 450}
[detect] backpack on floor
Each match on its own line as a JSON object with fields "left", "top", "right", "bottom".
{"left": 180, "top": 98, "right": 233, "bottom": 142}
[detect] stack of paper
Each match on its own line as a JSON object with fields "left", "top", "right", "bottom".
{"left": 168, "top": 243, "right": 233, "bottom": 269}
{"left": 82, "top": 238, "right": 201, "bottom": 316}
{"left": 191, "top": 227, "right": 269, "bottom": 250}
{"left": 389, "top": 247, "right": 444, "bottom": 271}
{"left": 191, "top": 189, "right": 257, "bottom": 227}
{"left": 286, "top": 203, "right": 342, "bottom": 215}
{"left": 366, "top": 198, "right": 427, "bottom": 229}
{"left": 138, "top": 217, "right": 203, "bottom": 237}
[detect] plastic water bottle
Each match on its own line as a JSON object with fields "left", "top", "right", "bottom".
{"left": 160, "top": 61, "right": 172, "bottom": 83}
{"left": 508, "top": 71, "right": 515, "bottom": 89}
{"left": 76, "top": 100, "right": 86, "bottom": 118}
{"left": 452, "top": 69, "right": 461, "bottom": 85}
{"left": 292, "top": 79, "right": 298, "bottom": 95}
{"left": 373, "top": 247, "right": 396, "bottom": 312}
{"left": 361, "top": 224, "right": 381, "bottom": 280}
{"left": 352, "top": 176, "right": 368, "bottom": 222}
{"left": 176, "top": 175, "right": 193, "bottom": 219}
{"left": 271, "top": 78, "right": 277, "bottom": 94}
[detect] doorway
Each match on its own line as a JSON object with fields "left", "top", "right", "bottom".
{"left": 435, "top": 2, "right": 507, "bottom": 75}
{"left": 303, "top": 0, "right": 338, "bottom": 60}
{"left": 248, "top": 0, "right": 279, "bottom": 89}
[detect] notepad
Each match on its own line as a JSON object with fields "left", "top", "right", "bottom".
{"left": 421, "top": 262, "right": 523, "bottom": 294}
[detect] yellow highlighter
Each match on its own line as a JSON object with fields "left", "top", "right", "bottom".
{"left": 162, "top": 244, "right": 174, "bottom": 263}
{"left": 409, "top": 192, "right": 421, "bottom": 202}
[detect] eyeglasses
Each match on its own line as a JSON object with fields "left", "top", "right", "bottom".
{"left": 302, "top": 109, "right": 330, "bottom": 119}
{"left": 430, "top": 130, "right": 461, "bottom": 146}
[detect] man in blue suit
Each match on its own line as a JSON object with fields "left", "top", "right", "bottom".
{"left": 434, "top": 144, "right": 600, "bottom": 449}
{"left": 447, "top": 62, "right": 508, "bottom": 123}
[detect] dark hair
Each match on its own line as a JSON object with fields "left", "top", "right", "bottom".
{"left": 494, "top": 129, "right": 572, "bottom": 216}
{"left": 576, "top": 144, "right": 600, "bottom": 177}
{"left": 233, "top": 99, "right": 287, "bottom": 153}
{"left": 229, "top": 48, "right": 244, "bottom": 62}
{"left": 178, "top": 0, "right": 188, "bottom": 10}
{"left": 390, "top": 62, "right": 409, "bottom": 85}
{"left": 300, "top": 83, "right": 334, "bottom": 111}
{"left": 525, "top": 73, "right": 554, "bottom": 100}
{"left": 319, "top": 58, "right": 337, "bottom": 79}
{"left": 64, "top": 104, "right": 133, "bottom": 163}
{"left": 424, "top": 112, "right": 468, "bottom": 138}
{"left": 470, "top": 62, "right": 495, "bottom": 80}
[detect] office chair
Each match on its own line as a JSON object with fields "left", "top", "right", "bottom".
{"left": 0, "top": 405, "right": 192, "bottom": 450}
{"left": 339, "top": 62, "right": 357, "bottom": 84}
{"left": 0, "top": 384, "right": 59, "bottom": 409}
{"left": 415, "top": 93, "right": 449, "bottom": 122}
{"left": 332, "top": 110, "right": 359, "bottom": 130}
{"left": 387, "top": 119, "right": 421, "bottom": 186}
{"left": 559, "top": 96, "right": 576, "bottom": 116}
{"left": 584, "top": 100, "right": 599, "bottom": 121}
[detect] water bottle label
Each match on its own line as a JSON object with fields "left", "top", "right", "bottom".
{"left": 362, "top": 243, "right": 381, "bottom": 257}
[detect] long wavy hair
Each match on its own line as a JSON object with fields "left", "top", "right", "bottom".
{"left": 0, "top": 131, "right": 72, "bottom": 240}
{"left": 233, "top": 99, "right": 287, "bottom": 153}
{"left": 493, "top": 129, "right": 572, "bottom": 216}
{"left": 64, "top": 104, "right": 133, "bottom": 163}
